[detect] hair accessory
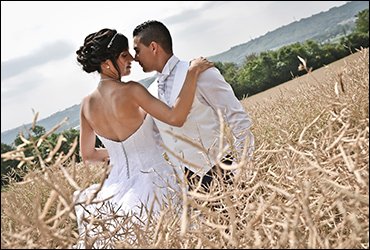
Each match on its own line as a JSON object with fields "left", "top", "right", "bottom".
{"left": 107, "top": 32, "right": 118, "bottom": 49}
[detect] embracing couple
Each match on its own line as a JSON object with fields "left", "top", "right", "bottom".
{"left": 74, "top": 20, "right": 254, "bottom": 246}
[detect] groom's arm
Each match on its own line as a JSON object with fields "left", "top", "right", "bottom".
{"left": 196, "top": 67, "right": 254, "bottom": 157}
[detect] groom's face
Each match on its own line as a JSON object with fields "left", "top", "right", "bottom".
{"left": 133, "top": 36, "right": 156, "bottom": 73}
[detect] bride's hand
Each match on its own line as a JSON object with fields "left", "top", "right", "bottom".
{"left": 188, "top": 57, "right": 214, "bottom": 74}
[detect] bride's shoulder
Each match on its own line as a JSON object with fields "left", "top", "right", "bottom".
{"left": 124, "top": 80, "right": 141, "bottom": 86}
{"left": 81, "top": 91, "right": 96, "bottom": 103}
{"left": 125, "top": 80, "right": 147, "bottom": 92}
{"left": 81, "top": 95, "right": 90, "bottom": 105}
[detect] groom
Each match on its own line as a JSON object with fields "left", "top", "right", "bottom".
{"left": 133, "top": 20, "right": 254, "bottom": 191}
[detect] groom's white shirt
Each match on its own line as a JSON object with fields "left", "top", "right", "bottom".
{"left": 148, "top": 55, "right": 254, "bottom": 177}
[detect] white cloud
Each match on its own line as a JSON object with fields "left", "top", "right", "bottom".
{"left": 1, "top": 1, "right": 346, "bottom": 132}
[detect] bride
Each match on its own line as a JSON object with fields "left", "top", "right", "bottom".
{"left": 73, "top": 28, "right": 213, "bottom": 247}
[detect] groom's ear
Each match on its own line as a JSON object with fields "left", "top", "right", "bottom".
{"left": 149, "top": 41, "right": 159, "bottom": 54}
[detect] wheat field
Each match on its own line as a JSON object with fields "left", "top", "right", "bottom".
{"left": 1, "top": 48, "right": 369, "bottom": 249}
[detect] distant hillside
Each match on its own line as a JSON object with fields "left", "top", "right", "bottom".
{"left": 209, "top": 1, "right": 368, "bottom": 64}
{"left": 1, "top": 104, "right": 80, "bottom": 146}
{"left": 2, "top": 1, "right": 368, "bottom": 145}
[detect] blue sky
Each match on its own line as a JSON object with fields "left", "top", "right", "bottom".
{"left": 1, "top": 1, "right": 347, "bottom": 132}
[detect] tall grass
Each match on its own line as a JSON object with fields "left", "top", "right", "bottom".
{"left": 1, "top": 49, "right": 368, "bottom": 249}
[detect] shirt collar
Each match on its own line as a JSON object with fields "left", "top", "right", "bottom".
{"left": 157, "top": 55, "right": 179, "bottom": 82}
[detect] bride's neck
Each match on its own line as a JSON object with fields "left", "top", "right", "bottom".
{"left": 100, "top": 73, "right": 121, "bottom": 82}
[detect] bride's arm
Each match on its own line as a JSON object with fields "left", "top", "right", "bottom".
{"left": 79, "top": 100, "right": 109, "bottom": 163}
{"left": 132, "top": 57, "right": 213, "bottom": 126}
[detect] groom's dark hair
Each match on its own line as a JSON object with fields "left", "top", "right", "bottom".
{"left": 133, "top": 20, "right": 173, "bottom": 54}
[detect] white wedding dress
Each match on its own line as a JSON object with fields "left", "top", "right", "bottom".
{"left": 73, "top": 116, "right": 180, "bottom": 248}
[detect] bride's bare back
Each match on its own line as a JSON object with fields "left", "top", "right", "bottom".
{"left": 82, "top": 80, "right": 146, "bottom": 142}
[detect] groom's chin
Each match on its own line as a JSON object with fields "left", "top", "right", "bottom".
{"left": 143, "top": 68, "right": 153, "bottom": 73}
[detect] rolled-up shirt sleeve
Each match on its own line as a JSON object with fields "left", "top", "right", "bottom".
{"left": 196, "top": 67, "right": 254, "bottom": 156}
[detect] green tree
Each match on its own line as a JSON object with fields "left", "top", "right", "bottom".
{"left": 1, "top": 143, "right": 19, "bottom": 187}
{"left": 275, "top": 43, "right": 307, "bottom": 81}
{"left": 355, "top": 9, "right": 369, "bottom": 34}
{"left": 214, "top": 62, "right": 239, "bottom": 84}
{"left": 340, "top": 9, "right": 369, "bottom": 53}
{"left": 340, "top": 32, "right": 369, "bottom": 52}
{"left": 14, "top": 125, "right": 46, "bottom": 146}
{"left": 61, "top": 128, "right": 81, "bottom": 162}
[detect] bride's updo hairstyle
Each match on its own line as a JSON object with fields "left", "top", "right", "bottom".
{"left": 76, "top": 28, "right": 128, "bottom": 77}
